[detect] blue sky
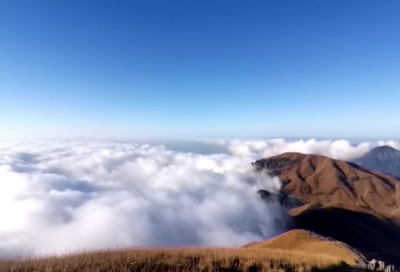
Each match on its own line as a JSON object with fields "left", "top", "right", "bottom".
{"left": 0, "top": 0, "right": 399, "bottom": 140}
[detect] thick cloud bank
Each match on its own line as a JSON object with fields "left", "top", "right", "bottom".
{"left": 0, "top": 139, "right": 398, "bottom": 256}
{"left": 0, "top": 141, "right": 284, "bottom": 257}
{"left": 218, "top": 138, "right": 399, "bottom": 161}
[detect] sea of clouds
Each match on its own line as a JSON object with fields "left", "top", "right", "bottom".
{"left": 0, "top": 138, "right": 398, "bottom": 256}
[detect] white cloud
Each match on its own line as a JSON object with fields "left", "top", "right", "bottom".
{"left": 221, "top": 138, "right": 399, "bottom": 161}
{"left": 0, "top": 138, "right": 398, "bottom": 257}
{"left": 0, "top": 141, "right": 285, "bottom": 257}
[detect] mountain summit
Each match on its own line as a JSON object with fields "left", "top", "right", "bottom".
{"left": 253, "top": 152, "right": 400, "bottom": 214}
{"left": 353, "top": 146, "right": 400, "bottom": 178}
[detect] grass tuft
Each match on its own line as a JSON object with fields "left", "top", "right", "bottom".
{"left": 0, "top": 247, "right": 352, "bottom": 272}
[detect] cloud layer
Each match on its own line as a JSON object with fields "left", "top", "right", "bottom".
{"left": 218, "top": 138, "right": 399, "bottom": 160}
{"left": 0, "top": 141, "right": 285, "bottom": 257}
{"left": 0, "top": 138, "right": 398, "bottom": 256}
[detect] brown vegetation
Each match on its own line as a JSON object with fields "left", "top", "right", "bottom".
{"left": 0, "top": 248, "right": 350, "bottom": 272}
{"left": 255, "top": 152, "right": 400, "bottom": 214}
{"left": 244, "top": 230, "right": 357, "bottom": 266}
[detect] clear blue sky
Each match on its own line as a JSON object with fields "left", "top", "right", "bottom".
{"left": 1, "top": 0, "right": 399, "bottom": 140}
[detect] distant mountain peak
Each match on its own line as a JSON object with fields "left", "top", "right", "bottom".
{"left": 353, "top": 146, "right": 400, "bottom": 178}
{"left": 377, "top": 145, "right": 397, "bottom": 149}
{"left": 370, "top": 145, "right": 399, "bottom": 154}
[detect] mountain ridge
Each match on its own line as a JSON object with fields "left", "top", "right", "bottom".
{"left": 253, "top": 152, "right": 400, "bottom": 214}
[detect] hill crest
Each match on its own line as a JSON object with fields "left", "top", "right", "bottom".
{"left": 244, "top": 229, "right": 359, "bottom": 265}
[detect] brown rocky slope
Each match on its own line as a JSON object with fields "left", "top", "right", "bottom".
{"left": 253, "top": 152, "right": 400, "bottom": 214}
{"left": 253, "top": 152, "right": 400, "bottom": 266}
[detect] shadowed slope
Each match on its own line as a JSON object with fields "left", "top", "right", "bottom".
{"left": 289, "top": 202, "right": 321, "bottom": 216}
{"left": 291, "top": 203, "right": 400, "bottom": 265}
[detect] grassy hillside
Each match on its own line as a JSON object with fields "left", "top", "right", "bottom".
{"left": 244, "top": 230, "right": 357, "bottom": 266}
{"left": 0, "top": 248, "right": 351, "bottom": 272}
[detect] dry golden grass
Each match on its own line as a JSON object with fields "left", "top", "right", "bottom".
{"left": 244, "top": 230, "right": 316, "bottom": 251}
{"left": 244, "top": 230, "right": 357, "bottom": 266}
{"left": 0, "top": 247, "right": 351, "bottom": 272}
